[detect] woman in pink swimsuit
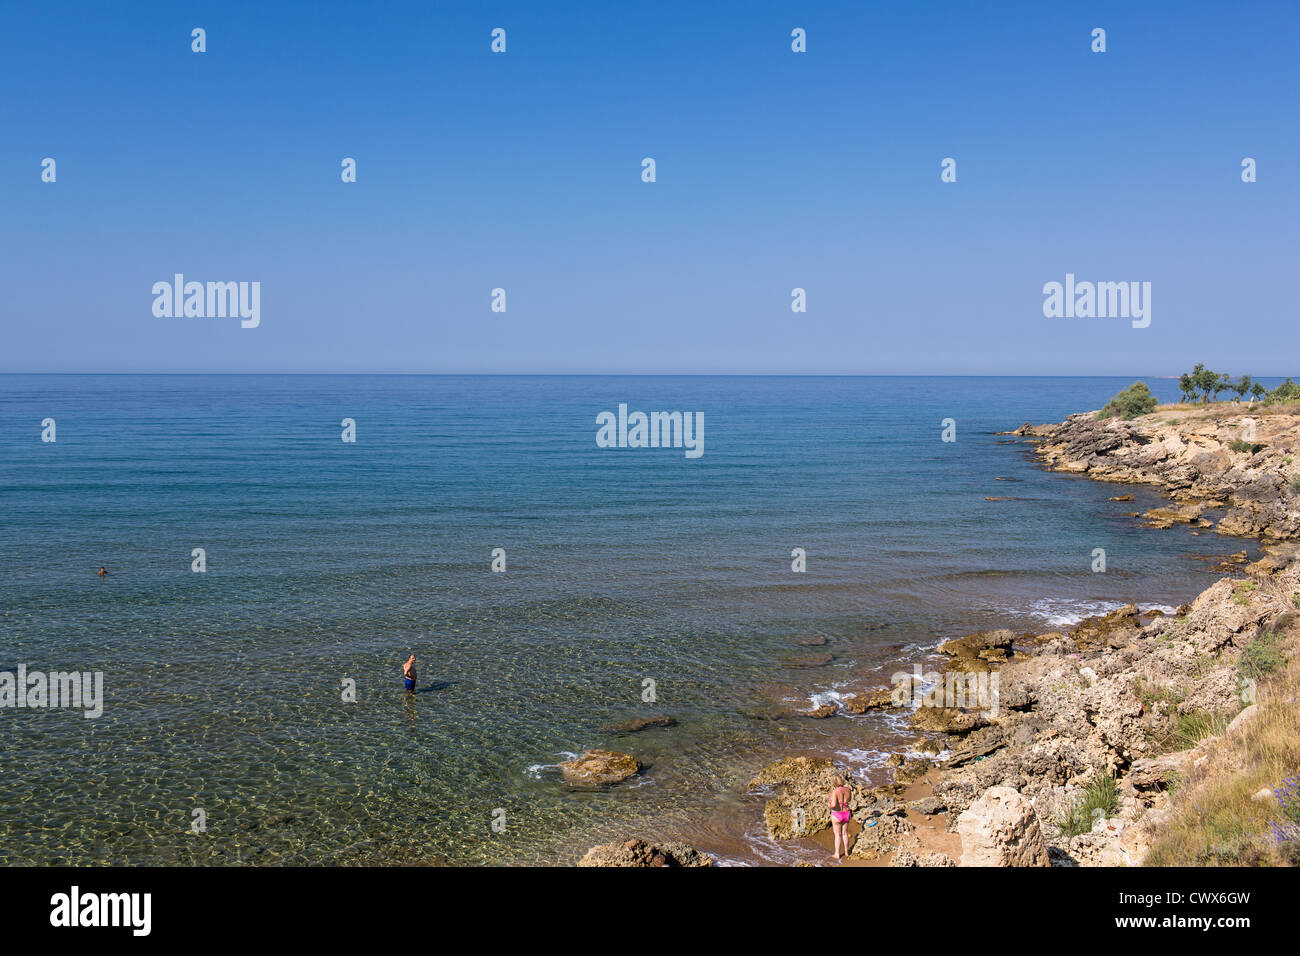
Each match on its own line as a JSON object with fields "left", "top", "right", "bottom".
{"left": 828, "top": 775, "right": 852, "bottom": 861}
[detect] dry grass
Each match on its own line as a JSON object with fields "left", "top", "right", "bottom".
{"left": 1143, "top": 621, "right": 1300, "bottom": 866}
{"left": 1152, "top": 400, "right": 1300, "bottom": 421}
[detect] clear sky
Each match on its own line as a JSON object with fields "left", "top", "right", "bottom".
{"left": 2, "top": 0, "right": 1296, "bottom": 374}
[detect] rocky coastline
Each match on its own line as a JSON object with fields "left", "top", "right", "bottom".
{"left": 580, "top": 403, "right": 1300, "bottom": 867}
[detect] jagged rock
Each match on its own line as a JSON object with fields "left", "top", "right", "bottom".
{"left": 910, "top": 706, "right": 989, "bottom": 735}
{"left": 944, "top": 656, "right": 994, "bottom": 674}
{"left": 1245, "top": 542, "right": 1300, "bottom": 575}
{"left": 1144, "top": 503, "right": 1206, "bottom": 529}
{"left": 1070, "top": 604, "right": 1142, "bottom": 650}
{"left": 939, "top": 629, "right": 1016, "bottom": 659}
{"left": 849, "top": 813, "right": 913, "bottom": 860}
{"left": 844, "top": 687, "right": 895, "bottom": 714}
{"left": 955, "top": 787, "right": 1050, "bottom": 867}
{"left": 896, "top": 757, "right": 933, "bottom": 783}
{"left": 891, "top": 850, "right": 956, "bottom": 867}
{"left": 750, "top": 756, "right": 862, "bottom": 840}
{"left": 1064, "top": 815, "right": 1130, "bottom": 866}
{"left": 578, "top": 839, "right": 713, "bottom": 867}
{"left": 1127, "top": 751, "right": 1192, "bottom": 791}
{"left": 750, "top": 756, "right": 838, "bottom": 788}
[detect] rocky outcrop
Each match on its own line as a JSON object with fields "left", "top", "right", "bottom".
{"left": 955, "top": 787, "right": 1050, "bottom": 866}
{"left": 844, "top": 687, "right": 895, "bottom": 714}
{"left": 938, "top": 628, "right": 1016, "bottom": 660}
{"left": 560, "top": 750, "right": 641, "bottom": 786}
{"left": 1012, "top": 407, "right": 1300, "bottom": 541}
{"left": 891, "top": 850, "right": 957, "bottom": 867}
{"left": 748, "top": 756, "right": 907, "bottom": 842}
{"left": 749, "top": 757, "right": 850, "bottom": 839}
{"left": 578, "top": 838, "right": 713, "bottom": 867}
{"left": 1067, "top": 603, "right": 1142, "bottom": 651}
{"left": 886, "top": 512, "right": 1300, "bottom": 867}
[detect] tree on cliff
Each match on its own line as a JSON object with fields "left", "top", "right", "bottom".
{"left": 1189, "top": 363, "right": 1219, "bottom": 403}
{"left": 1098, "top": 381, "right": 1159, "bottom": 420}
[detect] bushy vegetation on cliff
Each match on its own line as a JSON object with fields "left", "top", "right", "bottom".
{"left": 1145, "top": 603, "right": 1300, "bottom": 867}
{"left": 1097, "top": 382, "right": 1159, "bottom": 420}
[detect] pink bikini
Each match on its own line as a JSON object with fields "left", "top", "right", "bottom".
{"left": 830, "top": 786, "right": 851, "bottom": 823}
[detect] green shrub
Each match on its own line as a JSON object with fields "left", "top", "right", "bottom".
{"left": 1098, "top": 382, "right": 1159, "bottom": 420}
{"left": 1229, "top": 439, "right": 1264, "bottom": 455}
{"left": 1155, "top": 710, "right": 1230, "bottom": 753}
{"left": 1057, "top": 774, "right": 1120, "bottom": 837}
{"left": 1239, "top": 630, "right": 1285, "bottom": 683}
{"left": 1268, "top": 378, "right": 1300, "bottom": 403}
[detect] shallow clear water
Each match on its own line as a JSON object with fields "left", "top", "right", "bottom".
{"left": 0, "top": 375, "right": 1246, "bottom": 864}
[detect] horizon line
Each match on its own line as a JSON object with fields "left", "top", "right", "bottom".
{"left": 0, "top": 371, "right": 1277, "bottom": 379}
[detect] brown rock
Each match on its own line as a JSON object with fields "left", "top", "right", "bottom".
{"left": 560, "top": 750, "right": 641, "bottom": 786}
{"left": 844, "top": 687, "right": 896, "bottom": 714}
{"left": 939, "top": 629, "right": 1016, "bottom": 659}
{"left": 578, "top": 839, "right": 713, "bottom": 867}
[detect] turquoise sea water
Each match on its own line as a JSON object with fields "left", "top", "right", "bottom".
{"left": 0, "top": 376, "right": 1256, "bottom": 865}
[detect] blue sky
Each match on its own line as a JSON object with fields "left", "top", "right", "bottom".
{"left": 2, "top": 1, "right": 1296, "bottom": 374}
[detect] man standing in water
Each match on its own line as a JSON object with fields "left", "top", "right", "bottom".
{"left": 402, "top": 654, "right": 417, "bottom": 692}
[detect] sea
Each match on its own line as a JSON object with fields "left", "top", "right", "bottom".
{"left": 0, "top": 375, "right": 1260, "bottom": 865}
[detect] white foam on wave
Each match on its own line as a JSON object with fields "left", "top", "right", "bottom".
{"left": 835, "top": 743, "right": 952, "bottom": 773}
{"left": 834, "top": 748, "right": 894, "bottom": 772}
{"left": 1016, "top": 598, "right": 1179, "bottom": 629}
{"left": 1022, "top": 597, "right": 1125, "bottom": 628}
{"left": 1143, "top": 603, "right": 1179, "bottom": 616}
{"left": 807, "top": 687, "right": 854, "bottom": 710}
{"left": 783, "top": 681, "right": 858, "bottom": 714}
{"left": 523, "top": 751, "right": 582, "bottom": 780}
